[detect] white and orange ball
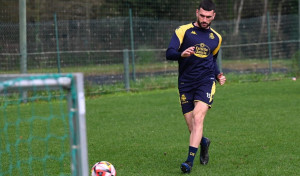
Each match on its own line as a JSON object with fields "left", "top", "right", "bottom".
{"left": 91, "top": 161, "right": 116, "bottom": 176}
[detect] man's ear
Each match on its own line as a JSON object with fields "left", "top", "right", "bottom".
{"left": 212, "top": 12, "right": 216, "bottom": 19}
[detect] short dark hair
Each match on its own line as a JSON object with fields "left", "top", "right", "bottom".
{"left": 199, "top": 0, "right": 215, "bottom": 11}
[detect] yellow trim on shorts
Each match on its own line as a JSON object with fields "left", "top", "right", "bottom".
{"left": 194, "top": 100, "right": 212, "bottom": 108}
{"left": 183, "top": 110, "right": 193, "bottom": 116}
{"left": 209, "top": 81, "right": 216, "bottom": 103}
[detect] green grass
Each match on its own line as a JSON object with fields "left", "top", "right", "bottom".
{"left": 0, "top": 62, "right": 178, "bottom": 75}
{"left": 1, "top": 78, "right": 300, "bottom": 175}
{"left": 86, "top": 78, "right": 300, "bottom": 175}
{"left": 1, "top": 58, "right": 295, "bottom": 76}
{"left": 222, "top": 58, "right": 293, "bottom": 71}
{"left": 84, "top": 72, "right": 296, "bottom": 95}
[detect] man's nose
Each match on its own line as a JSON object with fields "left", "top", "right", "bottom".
{"left": 202, "top": 17, "right": 208, "bottom": 22}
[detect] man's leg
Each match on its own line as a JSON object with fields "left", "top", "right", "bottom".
{"left": 184, "top": 112, "right": 193, "bottom": 133}
{"left": 181, "top": 101, "right": 209, "bottom": 173}
{"left": 189, "top": 101, "right": 209, "bottom": 148}
{"left": 192, "top": 102, "right": 211, "bottom": 165}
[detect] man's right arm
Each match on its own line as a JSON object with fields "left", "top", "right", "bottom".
{"left": 166, "top": 33, "right": 182, "bottom": 61}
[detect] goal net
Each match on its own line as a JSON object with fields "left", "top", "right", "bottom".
{"left": 0, "top": 73, "right": 88, "bottom": 176}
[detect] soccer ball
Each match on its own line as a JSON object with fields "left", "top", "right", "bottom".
{"left": 91, "top": 161, "right": 116, "bottom": 176}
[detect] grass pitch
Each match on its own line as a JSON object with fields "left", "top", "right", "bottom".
{"left": 86, "top": 78, "right": 300, "bottom": 176}
{"left": 1, "top": 78, "right": 299, "bottom": 175}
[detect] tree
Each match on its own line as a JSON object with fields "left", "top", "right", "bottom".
{"left": 276, "top": 0, "right": 285, "bottom": 33}
{"left": 259, "top": 0, "right": 268, "bottom": 37}
{"left": 233, "top": 0, "right": 244, "bottom": 36}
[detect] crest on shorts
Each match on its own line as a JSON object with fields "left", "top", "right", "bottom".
{"left": 180, "top": 94, "right": 188, "bottom": 104}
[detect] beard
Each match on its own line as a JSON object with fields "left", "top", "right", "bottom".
{"left": 197, "top": 19, "right": 211, "bottom": 29}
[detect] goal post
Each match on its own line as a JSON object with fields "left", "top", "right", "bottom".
{"left": 0, "top": 73, "right": 88, "bottom": 176}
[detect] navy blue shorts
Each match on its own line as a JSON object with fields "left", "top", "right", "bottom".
{"left": 179, "top": 80, "right": 216, "bottom": 115}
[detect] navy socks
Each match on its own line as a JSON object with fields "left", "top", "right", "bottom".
{"left": 186, "top": 146, "right": 198, "bottom": 166}
{"left": 186, "top": 136, "right": 208, "bottom": 166}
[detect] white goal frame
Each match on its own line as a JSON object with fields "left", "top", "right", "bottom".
{"left": 0, "top": 73, "right": 88, "bottom": 176}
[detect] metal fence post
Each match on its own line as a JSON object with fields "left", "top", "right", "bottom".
{"left": 267, "top": 11, "right": 272, "bottom": 74}
{"left": 54, "top": 13, "right": 61, "bottom": 73}
{"left": 19, "top": 0, "right": 27, "bottom": 102}
{"left": 123, "top": 49, "right": 130, "bottom": 92}
{"left": 129, "top": 8, "right": 136, "bottom": 81}
{"left": 218, "top": 48, "right": 223, "bottom": 73}
{"left": 19, "top": 0, "right": 27, "bottom": 74}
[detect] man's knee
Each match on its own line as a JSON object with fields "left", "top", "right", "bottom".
{"left": 193, "top": 113, "right": 205, "bottom": 125}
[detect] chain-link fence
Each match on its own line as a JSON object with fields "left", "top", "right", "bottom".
{"left": 1, "top": 0, "right": 300, "bottom": 89}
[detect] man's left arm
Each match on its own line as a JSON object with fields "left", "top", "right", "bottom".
{"left": 213, "top": 54, "right": 226, "bottom": 85}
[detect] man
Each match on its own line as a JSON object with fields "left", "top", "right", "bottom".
{"left": 166, "top": 0, "right": 226, "bottom": 174}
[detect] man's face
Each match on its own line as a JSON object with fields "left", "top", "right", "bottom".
{"left": 196, "top": 8, "right": 215, "bottom": 29}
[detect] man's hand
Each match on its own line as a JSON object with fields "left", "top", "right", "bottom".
{"left": 217, "top": 73, "right": 226, "bottom": 85}
{"left": 181, "top": 47, "right": 195, "bottom": 57}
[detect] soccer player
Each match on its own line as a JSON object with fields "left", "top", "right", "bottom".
{"left": 166, "top": 0, "right": 226, "bottom": 173}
